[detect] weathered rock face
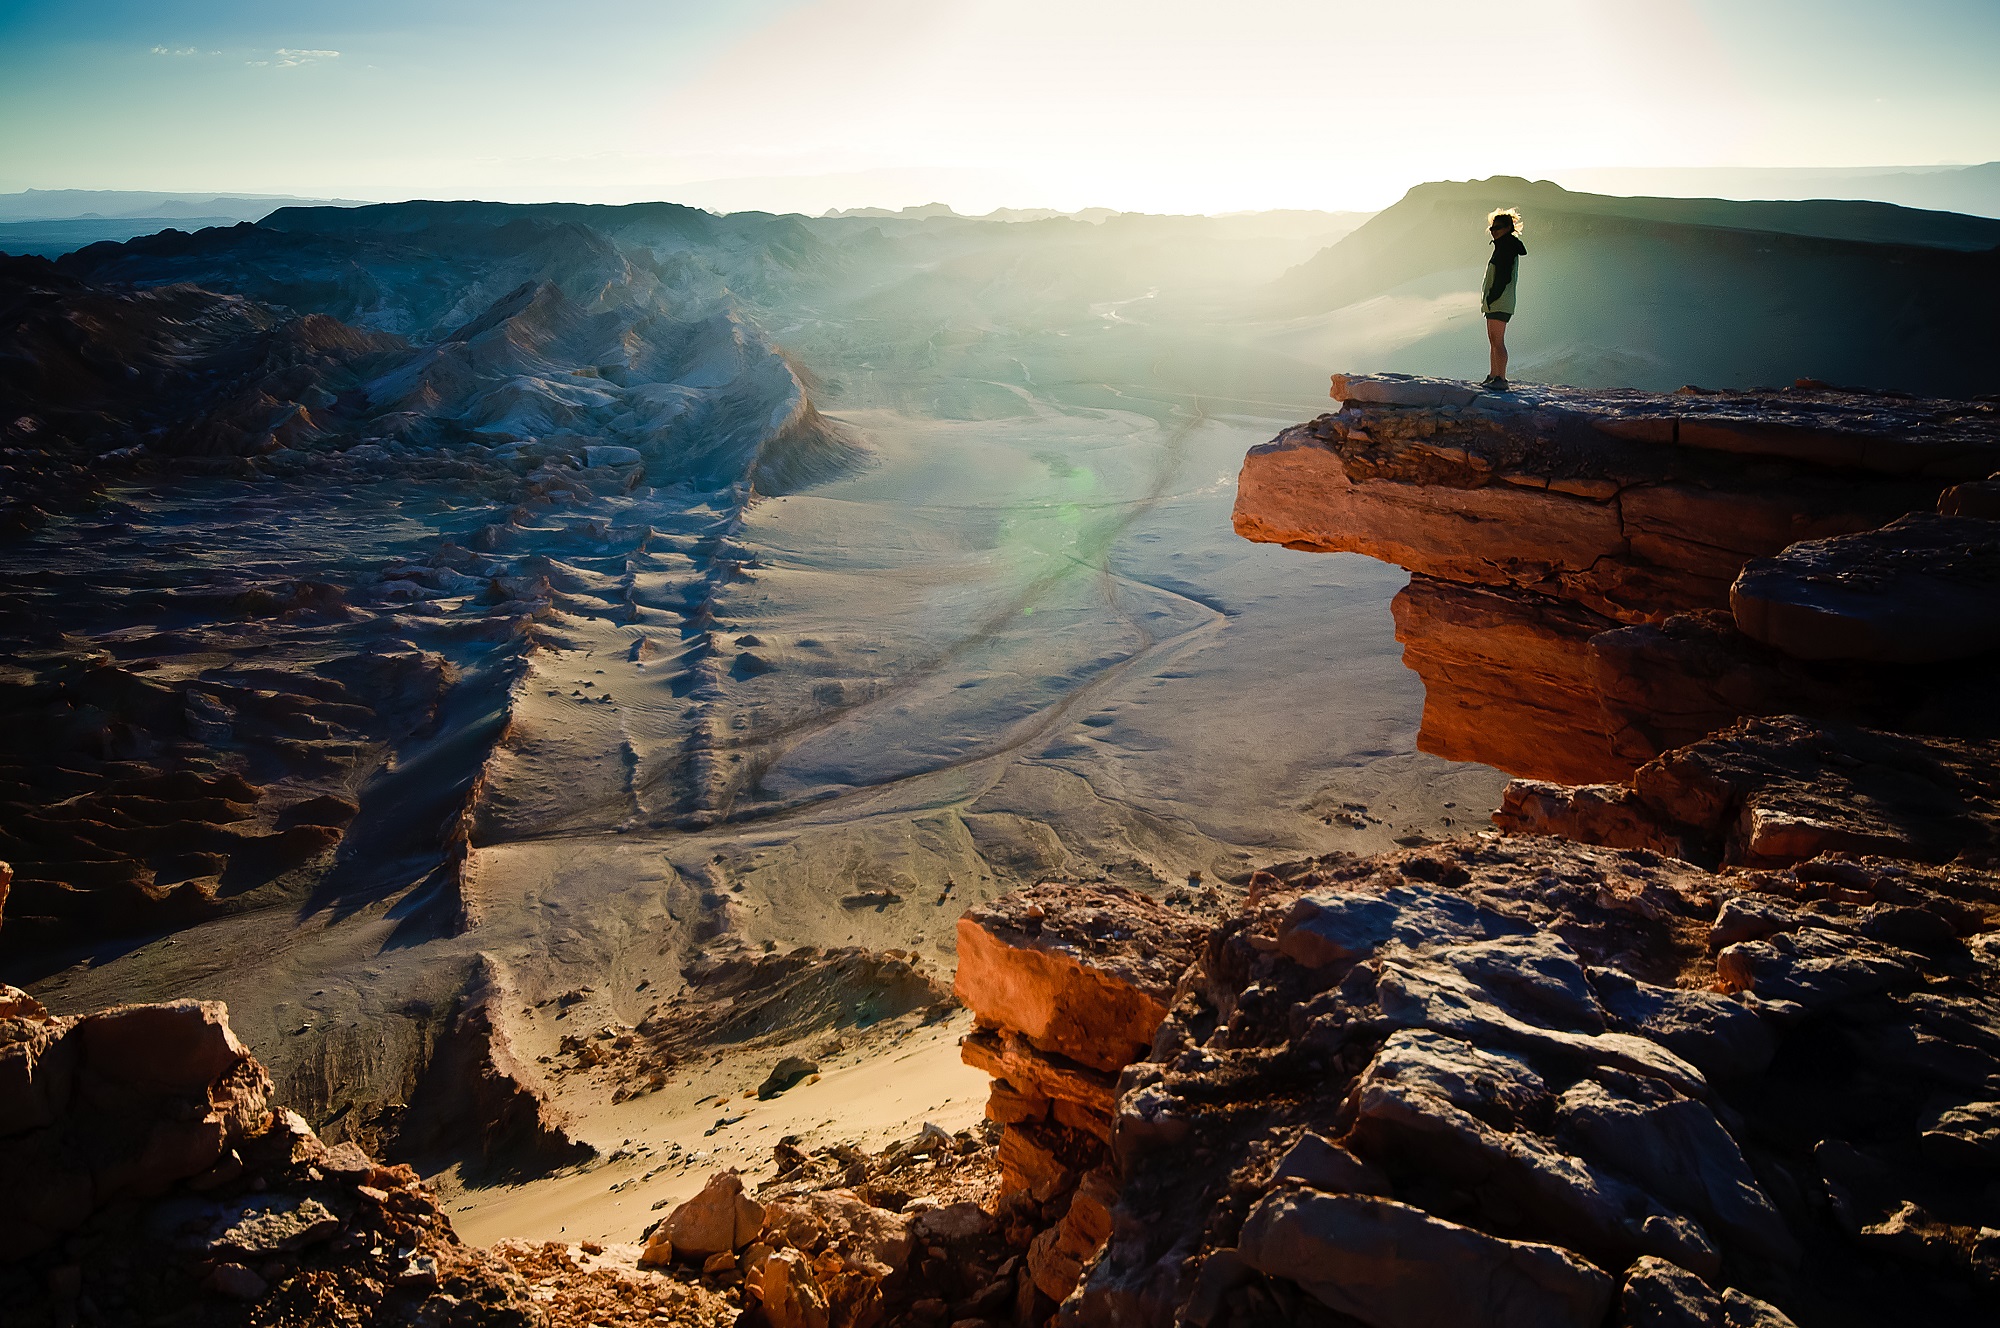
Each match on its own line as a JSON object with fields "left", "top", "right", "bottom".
{"left": 1236, "top": 376, "right": 2000, "bottom": 784}
{"left": 957, "top": 883, "right": 1209, "bottom": 1074}
{"left": 1391, "top": 576, "right": 1632, "bottom": 784}
{"left": 1496, "top": 715, "right": 2000, "bottom": 870}
{"left": 0, "top": 987, "right": 273, "bottom": 1256}
{"left": 954, "top": 883, "right": 1208, "bottom": 1313}
{"left": 0, "top": 987, "right": 548, "bottom": 1327}
{"left": 1058, "top": 837, "right": 2000, "bottom": 1327}
{"left": 1197, "top": 374, "right": 2000, "bottom": 1324}
{"left": 397, "top": 954, "right": 594, "bottom": 1169}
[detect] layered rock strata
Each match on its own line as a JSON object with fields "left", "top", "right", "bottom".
{"left": 954, "top": 883, "right": 1209, "bottom": 1313}
{"left": 1234, "top": 375, "right": 2000, "bottom": 782}
{"left": 1234, "top": 375, "right": 1996, "bottom": 623}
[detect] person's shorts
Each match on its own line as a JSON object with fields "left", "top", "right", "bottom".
{"left": 1484, "top": 312, "right": 1512, "bottom": 323}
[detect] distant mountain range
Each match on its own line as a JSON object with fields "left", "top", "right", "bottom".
{"left": 10, "top": 180, "right": 1997, "bottom": 420}
{"left": 823, "top": 202, "right": 1141, "bottom": 224}
{"left": 1553, "top": 162, "right": 2000, "bottom": 219}
{"left": 0, "top": 190, "right": 373, "bottom": 258}
{"left": 0, "top": 189, "right": 373, "bottom": 223}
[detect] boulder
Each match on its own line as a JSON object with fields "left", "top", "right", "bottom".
{"left": 1347, "top": 1035, "right": 1719, "bottom": 1275}
{"left": 1731, "top": 513, "right": 2000, "bottom": 662}
{"left": 1236, "top": 1189, "right": 1614, "bottom": 1328}
{"left": 205, "top": 1262, "right": 269, "bottom": 1301}
{"left": 1366, "top": 949, "right": 1709, "bottom": 1097}
{"left": 0, "top": 994, "right": 272, "bottom": 1257}
{"left": 758, "top": 1055, "right": 819, "bottom": 1099}
{"left": 909, "top": 1201, "right": 994, "bottom": 1242}
{"left": 1918, "top": 1099, "right": 2000, "bottom": 1168}
{"left": 761, "top": 1188, "right": 911, "bottom": 1276}
{"left": 0, "top": 987, "right": 79, "bottom": 1135}
{"left": 1027, "top": 1167, "right": 1116, "bottom": 1302}
{"left": 661, "top": 1170, "right": 766, "bottom": 1259}
{"left": 74, "top": 999, "right": 253, "bottom": 1100}
{"left": 1589, "top": 969, "right": 1774, "bottom": 1081}
{"left": 1716, "top": 927, "right": 1920, "bottom": 1010}
{"left": 636, "top": 1230, "right": 673, "bottom": 1268}
{"left": 760, "top": 1189, "right": 910, "bottom": 1328}
{"left": 745, "top": 1246, "right": 830, "bottom": 1328}
{"left": 151, "top": 1192, "right": 343, "bottom": 1257}
{"left": 1556, "top": 1077, "right": 1796, "bottom": 1264}
{"left": 1940, "top": 477, "right": 2000, "bottom": 519}
{"left": 1278, "top": 883, "right": 1524, "bottom": 970}
{"left": 1271, "top": 1133, "right": 1391, "bottom": 1196}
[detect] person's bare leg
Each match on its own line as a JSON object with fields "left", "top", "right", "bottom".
{"left": 1486, "top": 317, "right": 1508, "bottom": 382}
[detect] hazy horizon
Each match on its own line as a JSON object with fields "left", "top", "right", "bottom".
{"left": 5, "top": 162, "right": 1999, "bottom": 227}
{"left": 4, "top": 0, "right": 1997, "bottom": 215}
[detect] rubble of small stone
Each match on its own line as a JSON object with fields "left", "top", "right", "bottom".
{"left": 636, "top": 1133, "right": 1018, "bottom": 1328}
{"left": 541, "top": 945, "right": 954, "bottom": 1105}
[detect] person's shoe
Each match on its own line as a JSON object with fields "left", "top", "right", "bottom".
{"left": 1484, "top": 377, "right": 1510, "bottom": 392}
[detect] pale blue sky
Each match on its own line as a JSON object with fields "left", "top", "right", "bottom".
{"left": 3, "top": 0, "right": 1996, "bottom": 212}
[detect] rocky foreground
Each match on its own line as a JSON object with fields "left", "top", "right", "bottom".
{"left": 8, "top": 375, "right": 2000, "bottom": 1326}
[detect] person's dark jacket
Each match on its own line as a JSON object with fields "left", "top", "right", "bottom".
{"left": 1486, "top": 233, "right": 1527, "bottom": 304}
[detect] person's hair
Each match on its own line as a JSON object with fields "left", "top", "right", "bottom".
{"left": 1486, "top": 207, "right": 1523, "bottom": 235}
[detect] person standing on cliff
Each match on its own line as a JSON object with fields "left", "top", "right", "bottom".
{"left": 1480, "top": 208, "right": 1526, "bottom": 391}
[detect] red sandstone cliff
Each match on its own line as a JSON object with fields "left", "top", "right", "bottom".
{"left": 1233, "top": 374, "right": 2000, "bottom": 783}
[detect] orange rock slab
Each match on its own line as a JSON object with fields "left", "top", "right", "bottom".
{"left": 954, "top": 883, "right": 1206, "bottom": 1074}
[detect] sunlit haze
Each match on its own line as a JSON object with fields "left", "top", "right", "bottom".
{"left": 3, "top": 0, "right": 1996, "bottom": 212}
